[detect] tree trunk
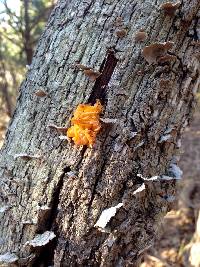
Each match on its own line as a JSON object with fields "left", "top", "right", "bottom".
{"left": 23, "top": 0, "right": 34, "bottom": 65}
{"left": 0, "top": 59, "right": 13, "bottom": 117}
{"left": 0, "top": 0, "right": 200, "bottom": 266}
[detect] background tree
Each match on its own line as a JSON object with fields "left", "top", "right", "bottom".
{"left": 0, "top": 0, "right": 199, "bottom": 266}
{"left": 0, "top": 0, "right": 55, "bottom": 117}
{"left": 0, "top": 0, "right": 56, "bottom": 64}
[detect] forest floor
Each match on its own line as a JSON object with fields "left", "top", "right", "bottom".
{"left": 0, "top": 107, "right": 200, "bottom": 267}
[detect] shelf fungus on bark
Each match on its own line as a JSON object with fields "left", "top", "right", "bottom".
{"left": 94, "top": 203, "right": 123, "bottom": 229}
{"left": 48, "top": 124, "right": 68, "bottom": 134}
{"left": 115, "top": 28, "right": 128, "bottom": 38}
{"left": 22, "top": 220, "right": 37, "bottom": 225}
{"left": 160, "top": 2, "right": 181, "bottom": 16}
{"left": 83, "top": 69, "right": 102, "bottom": 81}
{"left": 135, "top": 30, "right": 147, "bottom": 42}
{"left": 59, "top": 135, "right": 68, "bottom": 140}
{"left": 34, "top": 89, "right": 49, "bottom": 97}
{"left": 157, "top": 54, "right": 176, "bottom": 64}
{"left": 137, "top": 174, "right": 159, "bottom": 181}
{"left": 67, "top": 100, "right": 103, "bottom": 147}
{"left": 0, "top": 206, "right": 11, "bottom": 213}
{"left": 0, "top": 252, "right": 19, "bottom": 264}
{"left": 25, "top": 231, "right": 56, "bottom": 248}
{"left": 14, "top": 153, "right": 41, "bottom": 160}
{"left": 158, "top": 134, "right": 172, "bottom": 143}
{"left": 100, "top": 118, "right": 118, "bottom": 124}
{"left": 138, "top": 163, "right": 183, "bottom": 181}
{"left": 95, "top": 184, "right": 145, "bottom": 230}
{"left": 132, "top": 183, "right": 146, "bottom": 194}
{"left": 74, "top": 63, "right": 101, "bottom": 81}
{"left": 74, "top": 63, "right": 91, "bottom": 70}
{"left": 142, "top": 41, "right": 174, "bottom": 64}
{"left": 160, "top": 164, "right": 183, "bottom": 180}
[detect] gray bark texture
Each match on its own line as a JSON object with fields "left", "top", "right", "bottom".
{"left": 0, "top": 0, "right": 200, "bottom": 266}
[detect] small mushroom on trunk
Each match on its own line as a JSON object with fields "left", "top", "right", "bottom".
{"left": 35, "top": 89, "right": 49, "bottom": 97}
{"left": 142, "top": 41, "right": 174, "bottom": 64}
{"left": 160, "top": 2, "right": 181, "bottom": 16}
{"left": 115, "top": 28, "right": 128, "bottom": 38}
{"left": 83, "top": 69, "right": 102, "bottom": 81}
{"left": 135, "top": 31, "right": 147, "bottom": 42}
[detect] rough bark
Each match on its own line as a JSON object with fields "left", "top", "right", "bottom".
{"left": 0, "top": 0, "right": 200, "bottom": 266}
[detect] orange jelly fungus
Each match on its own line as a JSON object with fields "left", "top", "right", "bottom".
{"left": 67, "top": 100, "right": 103, "bottom": 147}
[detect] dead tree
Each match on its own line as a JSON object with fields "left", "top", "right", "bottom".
{"left": 0, "top": 0, "right": 200, "bottom": 266}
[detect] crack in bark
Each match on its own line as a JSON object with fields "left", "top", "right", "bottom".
{"left": 88, "top": 49, "right": 118, "bottom": 104}
{"left": 32, "top": 166, "right": 71, "bottom": 267}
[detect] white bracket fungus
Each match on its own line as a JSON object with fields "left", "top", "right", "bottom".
{"left": 48, "top": 124, "right": 68, "bottom": 134}
{"left": 168, "top": 163, "right": 183, "bottom": 179}
{"left": 59, "top": 135, "right": 68, "bottom": 140}
{"left": 135, "top": 141, "right": 145, "bottom": 149}
{"left": 0, "top": 252, "right": 18, "bottom": 264}
{"left": 133, "top": 183, "right": 146, "bottom": 194}
{"left": 0, "top": 206, "right": 10, "bottom": 213}
{"left": 66, "top": 171, "right": 77, "bottom": 178}
{"left": 36, "top": 205, "right": 51, "bottom": 211}
{"left": 100, "top": 118, "right": 118, "bottom": 124}
{"left": 25, "top": 231, "right": 56, "bottom": 247}
{"left": 158, "top": 134, "right": 171, "bottom": 143}
{"left": 137, "top": 174, "right": 159, "bottom": 181}
{"left": 22, "top": 220, "right": 37, "bottom": 225}
{"left": 94, "top": 203, "right": 123, "bottom": 229}
{"left": 14, "top": 153, "right": 41, "bottom": 160}
{"left": 138, "top": 163, "right": 183, "bottom": 182}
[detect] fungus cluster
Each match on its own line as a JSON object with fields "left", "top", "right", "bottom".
{"left": 142, "top": 41, "right": 174, "bottom": 64}
{"left": 67, "top": 100, "right": 103, "bottom": 147}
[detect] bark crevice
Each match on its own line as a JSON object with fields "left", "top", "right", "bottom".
{"left": 88, "top": 49, "right": 118, "bottom": 104}
{"left": 32, "top": 166, "right": 71, "bottom": 266}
